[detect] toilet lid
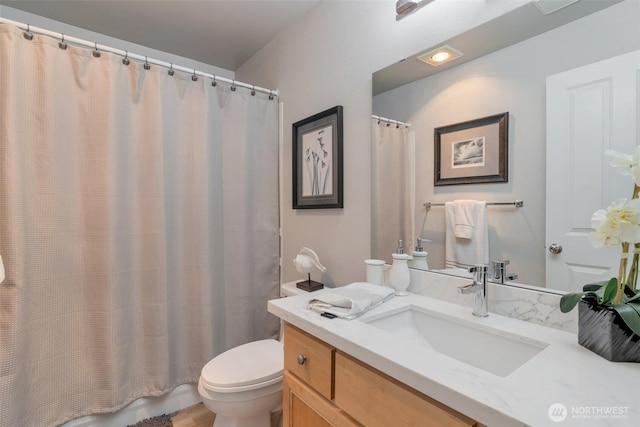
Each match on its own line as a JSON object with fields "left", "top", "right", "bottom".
{"left": 200, "top": 339, "right": 283, "bottom": 389}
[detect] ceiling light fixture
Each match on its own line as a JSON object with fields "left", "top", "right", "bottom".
{"left": 396, "top": 0, "right": 436, "bottom": 19}
{"left": 417, "top": 45, "right": 463, "bottom": 67}
{"left": 396, "top": 0, "right": 419, "bottom": 15}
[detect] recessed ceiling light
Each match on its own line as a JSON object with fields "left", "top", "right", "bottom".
{"left": 417, "top": 45, "right": 463, "bottom": 67}
{"left": 430, "top": 51, "right": 451, "bottom": 62}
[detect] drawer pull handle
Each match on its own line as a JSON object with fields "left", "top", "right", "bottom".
{"left": 297, "top": 354, "right": 306, "bottom": 365}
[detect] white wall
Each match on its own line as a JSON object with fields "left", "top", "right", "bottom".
{"left": 236, "top": 0, "right": 530, "bottom": 287}
{"left": 373, "top": 0, "right": 640, "bottom": 287}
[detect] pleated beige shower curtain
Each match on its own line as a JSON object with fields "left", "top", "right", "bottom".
{"left": 0, "top": 24, "right": 279, "bottom": 427}
{"left": 371, "top": 119, "right": 413, "bottom": 262}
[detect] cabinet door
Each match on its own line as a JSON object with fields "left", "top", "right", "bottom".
{"left": 335, "top": 352, "right": 479, "bottom": 427}
{"left": 283, "top": 372, "right": 361, "bottom": 427}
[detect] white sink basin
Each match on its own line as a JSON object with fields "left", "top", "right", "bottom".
{"left": 363, "top": 305, "right": 548, "bottom": 377}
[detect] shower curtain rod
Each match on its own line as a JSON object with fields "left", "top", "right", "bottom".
{"left": 0, "top": 17, "right": 279, "bottom": 98}
{"left": 372, "top": 114, "right": 411, "bottom": 128}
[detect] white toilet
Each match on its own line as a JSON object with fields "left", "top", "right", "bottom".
{"left": 197, "top": 282, "right": 304, "bottom": 427}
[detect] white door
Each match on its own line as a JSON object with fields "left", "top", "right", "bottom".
{"left": 546, "top": 50, "right": 640, "bottom": 292}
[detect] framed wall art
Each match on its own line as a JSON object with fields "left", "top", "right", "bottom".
{"left": 434, "top": 112, "right": 509, "bottom": 186}
{"left": 292, "top": 106, "right": 343, "bottom": 209}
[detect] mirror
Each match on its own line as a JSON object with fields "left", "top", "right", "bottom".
{"left": 371, "top": 0, "right": 640, "bottom": 290}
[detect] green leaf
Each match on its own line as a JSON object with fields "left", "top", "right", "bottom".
{"left": 601, "top": 278, "right": 619, "bottom": 304}
{"left": 583, "top": 281, "right": 607, "bottom": 292}
{"left": 626, "top": 292, "right": 640, "bottom": 303}
{"left": 560, "top": 292, "right": 584, "bottom": 313}
{"left": 611, "top": 303, "right": 640, "bottom": 337}
{"left": 627, "top": 301, "right": 640, "bottom": 317}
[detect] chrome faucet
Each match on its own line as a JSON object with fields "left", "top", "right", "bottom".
{"left": 490, "top": 260, "right": 518, "bottom": 284}
{"left": 457, "top": 265, "right": 489, "bottom": 317}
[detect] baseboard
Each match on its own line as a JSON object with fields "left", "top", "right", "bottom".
{"left": 62, "top": 383, "right": 201, "bottom": 427}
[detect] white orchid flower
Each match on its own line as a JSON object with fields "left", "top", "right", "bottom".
{"left": 592, "top": 147, "right": 640, "bottom": 296}
{"left": 606, "top": 146, "right": 640, "bottom": 186}
{"left": 590, "top": 198, "right": 640, "bottom": 247}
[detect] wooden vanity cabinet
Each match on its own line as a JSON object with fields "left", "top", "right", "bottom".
{"left": 283, "top": 323, "right": 483, "bottom": 427}
{"left": 283, "top": 323, "right": 358, "bottom": 427}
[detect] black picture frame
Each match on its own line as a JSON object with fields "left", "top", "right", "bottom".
{"left": 292, "top": 106, "right": 343, "bottom": 209}
{"left": 434, "top": 112, "right": 509, "bottom": 186}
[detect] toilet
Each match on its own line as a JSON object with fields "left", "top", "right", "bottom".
{"left": 197, "top": 282, "right": 304, "bottom": 427}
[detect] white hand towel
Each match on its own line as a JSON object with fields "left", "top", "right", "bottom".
{"left": 453, "top": 200, "right": 479, "bottom": 239}
{"left": 445, "top": 200, "right": 488, "bottom": 268}
{"left": 307, "top": 282, "right": 395, "bottom": 320}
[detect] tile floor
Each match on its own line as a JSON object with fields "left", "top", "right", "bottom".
{"left": 170, "top": 403, "right": 215, "bottom": 427}
{"left": 170, "top": 403, "right": 282, "bottom": 427}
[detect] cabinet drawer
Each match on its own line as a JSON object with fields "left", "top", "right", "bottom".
{"left": 335, "top": 352, "right": 479, "bottom": 427}
{"left": 284, "top": 323, "right": 335, "bottom": 400}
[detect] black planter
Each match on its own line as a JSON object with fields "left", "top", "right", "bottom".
{"left": 578, "top": 297, "right": 640, "bottom": 362}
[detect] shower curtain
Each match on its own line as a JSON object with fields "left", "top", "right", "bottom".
{"left": 371, "top": 119, "right": 413, "bottom": 262}
{"left": 0, "top": 24, "right": 279, "bottom": 427}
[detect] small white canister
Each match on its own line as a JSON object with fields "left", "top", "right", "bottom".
{"left": 364, "top": 259, "right": 385, "bottom": 286}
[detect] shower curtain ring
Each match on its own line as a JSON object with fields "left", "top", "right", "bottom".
{"left": 251, "top": 85, "right": 256, "bottom": 96}
{"left": 168, "top": 63, "right": 174, "bottom": 76}
{"left": 23, "top": 24, "right": 33, "bottom": 41}
{"left": 211, "top": 75, "right": 217, "bottom": 87}
{"left": 231, "top": 80, "right": 237, "bottom": 92}
{"left": 268, "top": 90, "right": 274, "bottom": 101}
{"left": 143, "top": 56, "right": 151, "bottom": 70}
{"left": 122, "top": 51, "right": 130, "bottom": 66}
{"left": 92, "top": 42, "right": 101, "bottom": 57}
{"left": 191, "top": 69, "right": 198, "bottom": 81}
{"left": 58, "top": 33, "right": 67, "bottom": 50}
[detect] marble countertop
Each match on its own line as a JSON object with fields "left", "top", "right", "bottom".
{"left": 269, "top": 287, "right": 639, "bottom": 427}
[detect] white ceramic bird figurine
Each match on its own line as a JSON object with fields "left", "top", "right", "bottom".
{"left": 293, "top": 247, "right": 326, "bottom": 291}
{"left": 294, "top": 247, "right": 327, "bottom": 274}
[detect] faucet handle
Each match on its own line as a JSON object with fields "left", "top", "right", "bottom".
{"left": 468, "top": 265, "right": 488, "bottom": 273}
{"left": 490, "top": 260, "right": 510, "bottom": 270}
{"left": 468, "top": 264, "right": 488, "bottom": 284}
{"left": 490, "top": 260, "right": 510, "bottom": 280}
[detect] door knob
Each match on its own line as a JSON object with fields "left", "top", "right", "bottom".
{"left": 548, "top": 243, "right": 563, "bottom": 254}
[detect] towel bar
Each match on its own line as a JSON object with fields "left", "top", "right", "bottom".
{"left": 424, "top": 200, "right": 523, "bottom": 209}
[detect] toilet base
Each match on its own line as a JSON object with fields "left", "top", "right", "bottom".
{"left": 213, "top": 412, "right": 271, "bottom": 427}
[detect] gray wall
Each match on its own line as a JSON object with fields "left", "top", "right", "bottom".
{"left": 236, "top": 0, "right": 530, "bottom": 287}
{"left": 373, "top": 0, "right": 640, "bottom": 287}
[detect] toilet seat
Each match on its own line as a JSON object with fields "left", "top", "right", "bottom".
{"left": 200, "top": 339, "right": 283, "bottom": 393}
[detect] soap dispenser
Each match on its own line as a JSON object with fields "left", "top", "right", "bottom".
{"left": 389, "top": 240, "right": 410, "bottom": 296}
{"left": 408, "top": 238, "right": 429, "bottom": 270}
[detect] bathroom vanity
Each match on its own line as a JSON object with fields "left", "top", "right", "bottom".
{"left": 269, "top": 283, "right": 639, "bottom": 426}
{"left": 282, "top": 322, "right": 480, "bottom": 426}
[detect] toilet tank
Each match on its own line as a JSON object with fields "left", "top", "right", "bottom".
{"left": 280, "top": 281, "right": 309, "bottom": 297}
